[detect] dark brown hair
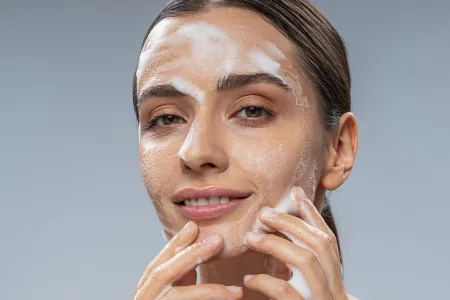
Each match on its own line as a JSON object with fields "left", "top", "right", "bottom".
{"left": 132, "top": 0, "right": 351, "bottom": 275}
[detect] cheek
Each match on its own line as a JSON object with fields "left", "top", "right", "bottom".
{"left": 230, "top": 136, "right": 300, "bottom": 197}
{"left": 229, "top": 129, "right": 319, "bottom": 203}
{"left": 139, "top": 142, "right": 179, "bottom": 201}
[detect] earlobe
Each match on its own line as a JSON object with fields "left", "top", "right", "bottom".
{"left": 321, "top": 113, "right": 358, "bottom": 191}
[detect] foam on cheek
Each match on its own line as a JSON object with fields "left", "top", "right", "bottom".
{"left": 251, "top": 188, "right": 297, "bottom": 233}
{"left": 309, "top": 159, "right": 319, "bottom": 201}
{"left": 138, "top": 123, "right": 141, "bottom": 145}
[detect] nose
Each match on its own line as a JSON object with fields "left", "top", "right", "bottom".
{"left": 178, "top": 119, "right": 228, "bottom": 174}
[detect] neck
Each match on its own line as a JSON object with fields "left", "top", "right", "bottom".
{"left": 199, "top": 250, "right": 270, "bottom": 300}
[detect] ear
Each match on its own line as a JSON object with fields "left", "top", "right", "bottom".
{"left": 321, "top": 112, "right": 358, "bottom": 190}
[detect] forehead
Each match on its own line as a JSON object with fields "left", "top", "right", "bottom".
{"left": 136, "top": 6, "right": 303, "bottom": 97}
{"left": 142, "top": 6, "right": 294, "bottom": 56}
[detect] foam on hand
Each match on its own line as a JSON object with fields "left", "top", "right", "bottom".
{"left": 250, "top": 188, "right": 314, "bottom": 299}
{"left": 252, "top": 188, "right": 298, "bottom": 233}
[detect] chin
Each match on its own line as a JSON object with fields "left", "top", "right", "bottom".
{"left": 196, "top": 224, "right": 251, "bottom": 261}
{"left": 207, "top": 240, "right": 251, "bottom": 262}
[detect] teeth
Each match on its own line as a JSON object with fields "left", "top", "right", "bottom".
{"left": 209, "top": 197, "right": 220, "bottom": 205}
{"left": 220, "top": 197, "right": 230, "bottom": 204}
{"left": 184, "top": 197, "right": 231, "bottom": 206}
{"left": 197, "top": 198, "right": 208, "bottom": 205}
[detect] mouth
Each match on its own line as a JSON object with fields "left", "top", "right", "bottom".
{"left": 173, "top": 187, "right": 251, "bottom": 220}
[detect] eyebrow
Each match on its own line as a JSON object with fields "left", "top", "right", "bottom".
{"left": 137, "top": 72, "right": 292, "bottom": 105}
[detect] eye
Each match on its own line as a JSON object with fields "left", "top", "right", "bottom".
{"left": 145, "top": 114, "right": 185, "bottom": 130}
{"left": 235, "top": 106, "right": 270, "bottom": 118}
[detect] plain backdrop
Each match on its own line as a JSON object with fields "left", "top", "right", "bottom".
{"left": 1, "top": 1, "right": 449, "bottom": 299}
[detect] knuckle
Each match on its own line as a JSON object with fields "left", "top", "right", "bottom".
{"left": 317, "top": 234, "right": 335, "bottom": 254}
{"left": 149, "top": 264, "right": 169, "bottom": 282}
{"left": 302, "top": 249, "right": 318, "bottom": 265}
{"left": 328, "top": 231, "right": 337, "bottom": 245}
{"left": 276, "top": 281, "right": 294, "bottom": 296}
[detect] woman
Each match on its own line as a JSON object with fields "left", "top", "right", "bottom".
{"left": 132, "top": 0, "right": 359, "bottom": 299}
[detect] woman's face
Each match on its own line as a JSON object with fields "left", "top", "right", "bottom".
{"left": 136, "top": 6, "right": 325, "bottom": 258}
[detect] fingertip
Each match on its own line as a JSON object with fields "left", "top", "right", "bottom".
{"left": 202, "top": 233, "right": 223, "bottom": 251}
{"left": 225, "top": 285, "right": 243, "bottom": 299}
{"left": 225, "top": 285, "right": 242, "bottom": 293}
{"left": 294, "top": 186, "right": 307, "bottom": 200}
{"left": 243, "top": 274, "right": 254, "bottom": 282}
{"left": 185, "top": 220, "right": 199, "bottom": 235}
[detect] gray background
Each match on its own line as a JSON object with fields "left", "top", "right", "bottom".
{"left": 1, "top": 0, "right": 449, "bottom": 299}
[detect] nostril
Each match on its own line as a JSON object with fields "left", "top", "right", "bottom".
{"left": 200, "top": 162, "right": 216, "bottom": 169}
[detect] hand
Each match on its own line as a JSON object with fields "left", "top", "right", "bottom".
{"left": 133, "top": 221, "right": 243, "bottom": 299}
{"left": 243, "top": 187, "right": 357, "bottom": 300}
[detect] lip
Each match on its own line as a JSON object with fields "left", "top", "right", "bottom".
{"left": 178, "top": 198, "right": 247, "bottom": 220}
{"left": 173, "top": 187, "right": 252, "bottom": 220}
{"left": 173, "top": 187, "right": 251, "bottom": 204}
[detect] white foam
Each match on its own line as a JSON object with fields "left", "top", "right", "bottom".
{"left": 136, "top": 21, "right": 290, "bottom": 105}
{"left": 250, "top": 49, "right": 286, "bottom": 84}
{"left": 252, "top": 188, "right": 298, "bottom": 233}
{"left": 286, "top": 263, "right": 312, "bottom": 300}
{"left": 250, "top": 188, "right": 314, "bottom": 299}
{"left": 170, "top": 76, "right": 205, "bottom": 104}
{"left": 177, "top": 122, "right": 197, "bottom": 162}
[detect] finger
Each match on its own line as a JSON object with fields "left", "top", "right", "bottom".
{"left": 295, "top": 187, "right": 335, "bottom": 244}
{"left": 173, "top": 268, "right": 196, "bottom": 286}
{"left": 243, "top": 273, "right": 303, "bottom": 300}
{"left": 134, "top": 221, "right": 198, "bottom": 297}
{"left": 159, "top": 284, "right": 243, "bottom": 300}
{"left": 246, "top": 232, "right": 330, "bottom": 300}
{"left": 264, "top": 255, "right": 291, "bottom": 281}
{"left": 136, "top": 234, "right": 224, "bottom": 300}
{"left": 259, "top": 207, "right": 345, "bottom": 298}
{"left": 295, "top": 187, "right": 348, "bottom": 298}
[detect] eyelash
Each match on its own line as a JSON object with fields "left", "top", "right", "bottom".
{"left": 233, "top": 104, "right": 275, "bottom": 125}
{"left": 143, "top": 111, "right": 185, "bottom": 131}
{"left": 143, "top": 105, "right": 275, "bottom": 132}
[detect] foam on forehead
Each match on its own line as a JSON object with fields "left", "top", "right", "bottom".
{"left": 136, "top": 21, "right": 292, "bottom": 100}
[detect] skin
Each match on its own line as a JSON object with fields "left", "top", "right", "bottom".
{"left": 134, "top": 6, "right": 358, "bottom": 300}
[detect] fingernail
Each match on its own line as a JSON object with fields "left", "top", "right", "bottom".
{"left": 244, "top": 274, "right": 254, "bottom": 281}
{"left": 260, "top": 206, "right": 278, "bottom": 219}
{"left": 182, "top": 221, "right": 195, "bottom": 233}
{"left": 295, "top": 186, "right": 307, "bottom": 199}
{"left": 202, "top": 234, "right": 221, "bottom": 248}
{"left": 246, "top": 231, "right": 264, "bottom": 244}
{"left": 225, "top": 285, "right": 242, "bottom": 293}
